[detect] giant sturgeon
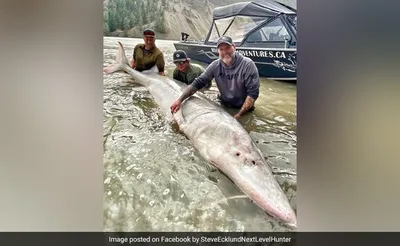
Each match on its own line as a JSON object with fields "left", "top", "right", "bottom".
{"left": 104, "top": 41, "right": 297, "bottom": 228}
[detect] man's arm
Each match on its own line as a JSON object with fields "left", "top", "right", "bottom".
{"left": 179, "top": 85, "right": 198, "bottom": 102}
{"left": 131, "top": 47, "right": 137, "bottom": 68}
{"left": 234, "top": 62, "right": 260, "bottom": 119}
{"left": 234, "top": 96, "right": 255, "bottom": 118}
{"left": 171, "top": 62, "right": 216, "bottom": 113}
{"left": 173, "top": 68, "right": 179, "bottom": 80}
{"left": 156, "top": 54, "right": 165, "bottom": 76}
{"left": 170, "top": 85, "right": 199, "bottom": 113}
{"left": 191, "top": 62, "right": 216, "bottom": 90}
{"left": 197, "top": 67, "right": 212, "bottom": 89}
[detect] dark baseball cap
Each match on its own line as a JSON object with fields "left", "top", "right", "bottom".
{"left": 143, "top": 29, "right": 155, "bottom": 37}
{"left": 217, "top": 36, "right": 234, "bottom": 48}
{"left": 173, "top": 50, "right": 190, "bottom": 63}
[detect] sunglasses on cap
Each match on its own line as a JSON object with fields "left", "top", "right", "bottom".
{"left": 174, "top": 61, "right": 187, "bottom": 65}
{"left": 143, "top": 31, "right": 155, "bottom": 36}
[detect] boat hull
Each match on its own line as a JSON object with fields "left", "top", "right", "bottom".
{"left": 174, "top": 42, "right": 297, "bottom": 82}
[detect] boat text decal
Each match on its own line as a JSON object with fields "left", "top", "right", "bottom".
{"left": 237, "top": 50, "right": 286, "bottom": 59}
{"left": 198, "top": 50, "right": 219, "bottom": 60}
{"left": 198, "top": 48, "right": 297, "bottom": 73}
{"left": 257, "top": 52, "right": 297, "bottom": 73}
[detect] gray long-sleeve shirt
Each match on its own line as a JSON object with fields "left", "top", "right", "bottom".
{"left": 191, "top": 52, "right": 260, "bottom": 108}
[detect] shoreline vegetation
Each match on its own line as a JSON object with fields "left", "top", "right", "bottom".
{"left": 104, "top": 0, "right": 167, "bottom": 36}
{"left": 103, "top": 0, "right": 296, "bottom": 41}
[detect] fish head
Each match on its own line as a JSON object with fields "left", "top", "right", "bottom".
{"left": 214, "top": 130, "right": 297, "bottom": 227}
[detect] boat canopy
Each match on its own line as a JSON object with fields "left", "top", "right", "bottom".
{"left": 212, "top": 0, "right": 296, "bottom": 20}
{"left": 206, "top": 1, "right": 296, "bottom": 44}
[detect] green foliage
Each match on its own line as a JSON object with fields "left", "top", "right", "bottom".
{"left": 103, "top": 10, "right": 109, "bottom": 22}
{"left": 103, "top": 22, "right": 110, "bottom": 35}
{"left": 104, "top": 0, "right": 168, "bottom": 35}
{"left": 130, "top": 13, "right": 137, "bottom": 27}
{"left": 141, "top": 2, "right": 147, "bottom": 25}
{"left": 123, "top": 17, "right": 131, "bottom": 31}
{"left": 108, "top": 10, "right": 117, "bottom": 32}
{"left": 154, "top": 7, "right": 166, "bottom": 33}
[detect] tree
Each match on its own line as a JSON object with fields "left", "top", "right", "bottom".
{"left": 123, "top": 17, "right": 131, "bottom": 31}
{"left": 141, "top": 2, "right": 147, "bottom": 24}
{"left": 103, "top": 10, "right": 109, "bottom": 23}
{"left": 130, "top": 13, "right": 137, "bottom": 27}
{"left": 108, "top": 9, "right": 117, "bottom": 32}
{"left": 104, "top": 0, "right": 171, "bottom": 36}
{"left": 138, "top": 12, "right": 143, "bottom": 26}
{"left": 154, "top": 8, "right": 166, "bottom": 33}
{"left": 104, "top": 22, "right": 110, "bottom": 35}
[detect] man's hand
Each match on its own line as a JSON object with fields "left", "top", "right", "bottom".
{"left": 233, "top": 113, "right": 241, "bottom": 120}
{"left": 170, "top": 99, "right": 182, "bottom": 113}
{"left": 159, "top": 71, "right": 165, "bottom": 76}
{"left": 237, "top": 96, "right": 255, "bottom": 117}
{"left": 170, "top": 85, "right": 198, "bottom": 114}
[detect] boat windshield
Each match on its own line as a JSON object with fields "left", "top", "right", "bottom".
{"left": 207, "top": 16, "right": 268, "bottom": 43}
{"left": 287, "top": 15, "right": 297, "bottom": 33}
{"left": 245, "top": 17, "right": 291, "bottom": 43}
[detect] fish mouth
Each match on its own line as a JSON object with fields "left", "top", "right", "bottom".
{"left": 252, "top": 197, "right": 297, "bottom": 227}
{"left": 233, "top": 172, "right": 297, "bottom": 227}
{"left": 286, "top": 222, "right": 297, "bottom": 229}
{"left": 222, "top": 170, "right": 298, "bottom": 228}
{"left": 279, "top": 212, "right": 297, "bottom": 229}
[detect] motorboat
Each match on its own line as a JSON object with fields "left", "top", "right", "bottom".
{"left": 173, "top": 0, "right": 297, "bottom": 82}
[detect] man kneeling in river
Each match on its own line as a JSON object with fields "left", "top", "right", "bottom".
{"left": 170, "top": 36, "right": 260, "bottom": 119}
{"left": 172, "top": 50, "right": 210, "bottom": 89}
{"left": 130, "top": 29, "right": 165, "bottom": 76}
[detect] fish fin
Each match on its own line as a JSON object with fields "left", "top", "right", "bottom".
{"left": 103, "top": 64, "right": 122, "bottom": 74}
{"left": 103, "top": 41, "right": 129, "bottom": 74}
{"left": 172, "top": 108, "right": 188, "bottom": 132}
{"left": 225, "top": 195, "right": 249, "bottom": 201}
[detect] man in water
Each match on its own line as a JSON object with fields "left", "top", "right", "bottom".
{"left": 172, "top": 50, "right": 210, "bottom": 89}
{"left": 130, "top": 29, "right": 165, "bottom": 76}
{"left": 170, "top": 36, "right": 260, "bottom": 119}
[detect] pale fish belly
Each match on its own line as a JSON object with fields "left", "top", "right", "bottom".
{"left": 177, "top": 96, "right": 242, "bottom": 163}
{"left": 145, "top": 76, "right": 184, "bottom": 117}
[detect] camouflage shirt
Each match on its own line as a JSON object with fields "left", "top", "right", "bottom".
{"left": 173, "top": 63, "right": 210, "bottom": 88}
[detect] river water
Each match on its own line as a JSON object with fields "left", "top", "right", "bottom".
{"left": 103, "top": 37, "right": 297, "bottom": 232}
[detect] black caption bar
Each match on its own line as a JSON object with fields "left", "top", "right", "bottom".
{"left": 1, "top": 232, "right": 400, "bottom": 246}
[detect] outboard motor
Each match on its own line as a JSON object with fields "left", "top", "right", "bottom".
{"left": 181, "top": 32, "right": 189, "bottom": 42}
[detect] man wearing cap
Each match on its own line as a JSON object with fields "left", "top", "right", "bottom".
{"left": 172, "top": 50, "right": 210, "bottom": 88}
{"left": 170, "top": 36, "right": 260, "bottom": 120}
{"left": 130, "top": 29, "right": 165, "bottom": 76}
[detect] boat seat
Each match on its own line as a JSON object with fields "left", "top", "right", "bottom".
{"left": 269, "top": 33, "right": 281, "bottom": 41}
{"left": 247, "top": 31, "right": 262, "bottom": 42}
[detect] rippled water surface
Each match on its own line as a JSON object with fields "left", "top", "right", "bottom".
{"left": 103, "top": 37, "right": 297, "bottom": 232}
